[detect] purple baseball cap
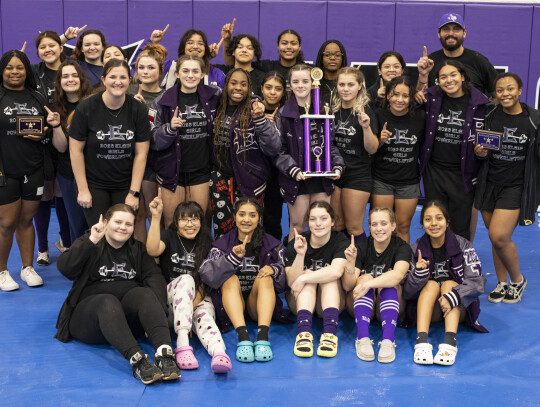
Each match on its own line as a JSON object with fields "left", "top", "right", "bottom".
{"left": 438, "top": 13, "right": 465, "bottom": 30}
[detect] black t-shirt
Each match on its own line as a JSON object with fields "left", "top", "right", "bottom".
{"left": 431, "top": 244, "right": 452, "bottom": 283}
{"left": 285, "top": 231, "right": 349, "bottom": 270}
{"left": 176, "top": 90, "right": 210, "bottom": 172}
{"left": 40, "top": 67, "right": 57, "bottom": 105}
{"left": 158, "top": 229, "right": 197, "bottom": 283}
{"left": 428, "top": 48, "right": 497, "bottom": 97}
{"left": 212, "top": 105, "right": 236, "bottom": 177}
{"left": 79, "top": 61, "right": 103, "bottom": 87}
{"left": 355, "top": 235, "right": 412, "bottom": 277}
{"left": 69, "top": 93, "right": 151, "bottom": 189}
{"left": 56, "top": 101, "right": 78, "bottom": 181}
{"left": 333, "top": 106, "right": 375, "bottom": 171}
{"left": 0, "top": 88, "right": 46, "bottom": 177}
{"left": 80, "top": 242, "right": 139, "bottom": 300}
{"left": 236, "top": 242, "right": 260, "bottom": 294}
{"left": 487, "top": 108, "right": 530, "bottom": 186}
{"left": 430, "top": 94, "right": 469, "bottom": 171}
{"left": 213, "top": 65, "right": 265, "bottom": 97}
{"left": 367, "top": 81, "right": 383, "bottom": 111}
{"left": 373, "top": 108, "right": 425, "bottom": 185}
{"left": 127, "top": 84, "right": 164, "bottom": 108}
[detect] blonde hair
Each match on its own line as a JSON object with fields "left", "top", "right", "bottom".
{"left": 368, "top": 207, "right": 397, "bottom": 236}
{"left": 332, "top": 67, "right": 370, "bottom": 115}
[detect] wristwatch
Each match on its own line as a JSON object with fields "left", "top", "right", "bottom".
{"left": 129, "top": 189, "right": 140, "bottom": 198}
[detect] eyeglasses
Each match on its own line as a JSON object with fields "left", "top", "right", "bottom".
{"left": 186, "top": 41, "right": 205, "bottom": 47}
{"left": 381, "top": 64, "right": 402, "bottom": 70}
{"left": 178, "top": 218, "right": 201, "bottom": 225}
{"left": 323, "top": 52, "right": 343, "bottom": 59}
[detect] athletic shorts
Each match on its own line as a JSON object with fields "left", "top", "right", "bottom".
{"left": 372, "top": 179, "right": 420, "bottom": 200}
{"left": 178, "top": 168, "right": 211, "bottom": 187}
{"left": 334, "top": 168, "right": 372, "bottom": 192}
{"left": 0, "top": 170, "right": 44, "bottom": 205}
{"left": 298, "top": 177, "right": 325, "bottom": 196}
{"left": 478, "top": 183, "right": 522, "bottom": 212}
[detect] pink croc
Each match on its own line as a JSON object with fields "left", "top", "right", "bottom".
{"left": 211, "top": 352, "right": 232, "bottom": 374}
{"left": 174, "top": 346, "right": 199, "bottom": 370}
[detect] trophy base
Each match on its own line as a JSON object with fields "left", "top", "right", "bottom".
{"left": 302, "top": 171, "right": 339, "bottom": 178}
{"left": 299, "top": 114, "right": 335, "bottom": 119}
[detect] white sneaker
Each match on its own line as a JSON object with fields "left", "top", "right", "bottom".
{"left": 55, "top": 239, "right": 67, "bottom": 253}
{"left": 36, "top": 249, "right": 50, "bottom": 266}
{"left": 20, "top": 266, "right": 43, "bottom": 287}
{"left": 377, "top": 339, "right": 397, "bottom": 363}
{"left": 355, "top": 337, "right": 375, "bottom": 361}
{"left": 0, "top": 270, "right": 19, "bottom": 291}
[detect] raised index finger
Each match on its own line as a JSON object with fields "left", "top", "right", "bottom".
{"left": 231, "top": 18, "right": 236, "bottom": 31}
{"left": 350, "top": 234, "right": 355, "bottom": 245}
{"left": 79, "top": 24, "right": 88, "bottom": 32}
{"left": 383, "top": 122, "right": 387, "bottom": 132}
{"left": 174, "top": 106, "right": 179, "bottom": 117}
{"left": 216, "top": 37, "right": 224, "bottom": 49}
{"left": 380, "top": 78, "right": 384, "bottom": 87}
{"left": 157, "top": 187, "right": 162, "bottom": 200}
{"left": 242, "top": 235, "right": 248, "bottom": 247}
{"left": 99, "top": 214, "right": 103, "bottom": 224}
{"left": 423, "top": 45, "right": 428, "bottom": 58}
{"left": 360, "top": 105, "right": 365, "bottom": 114}
{"left": 44, "top": 105, "right": 53, "bottom": 114}
{"left": 294, "top": 228, "right": 299, "bottom": 237}
{"left": 272, "top": 107, "right": 279, "bottom": 116}
{"left": 162, "top": 24, "right": 170, "bottom": 35}
{"left": 418, "top": 249, "right": 423, "bottom": 261}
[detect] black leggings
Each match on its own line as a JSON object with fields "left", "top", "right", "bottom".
{"left": 75, "top": 182, "right": 129, "bottom": 227}
{"left": 69, "top": 287, "right": 171, "bottom": 360}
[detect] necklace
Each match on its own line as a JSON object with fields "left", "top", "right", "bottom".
{"left": 177, "top": 233, "right": 195, "bottom": 255}
{"left": 338, "top": 107, "right": 353, "bottom": 125}
{"left": 105, "top": 102, "right": 125, "bottom": 118}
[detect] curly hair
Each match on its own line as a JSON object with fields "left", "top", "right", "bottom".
{"left": 226, "top": 34, "right": 262, "bottom": 62}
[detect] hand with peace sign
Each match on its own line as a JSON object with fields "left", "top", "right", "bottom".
{"left": 149, "top": 187, "right": 163, "bottom": 218}
{"left": 134, "top": 85, "right": 146, "bottom": 105}
{"left": 379, "top": 122, "right": 391, "bottom": 145}
{"left": 344, "top": 234, "right": 357, "bottom": 263}
{"left": 250, "top": 99, "right": 265, "bottom": 119}
{"left": 265, "top": 107, "right": 279, "bottom": 125}
{"left": 417, "top": 46, "right": 434, "bottom": 76}
{"left": 44, "top": 106, "right": 61, "bottom": 128}
{"left": 357, "top": 105, "right": 370, "bottom": 129}
{"left": 416, "top": 249, "right": 430, "bottom": 270}
{"left": 89, "top": 214, "right": 105, "bottom": 244}
{"left": 64, "top": 25, "right": 88, "bottom": 41}
{"left": 376, "top": 78, "right": 386, "bottom": 99}
{"left": 221, "top": 18, "right": 236, "bottom": 40}
{"left": 209, "top": 38, "right": 224, "bottom": 59}
{"left": 170, "top": 106, "right": 186, "bottom": 130}
{"left": 293, "top": 228, "right": 308, "bottom": 256}
{"left": 232, "top": 235, "right": 248, "bottom": 259}
{"left": 151, "top": 24, "right": 169, "bottom": 44}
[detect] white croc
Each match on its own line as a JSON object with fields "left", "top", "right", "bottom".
{"left": 414, "top": 343, "right": 434, "bottom": 365}
{"left": 434, "top": 343, "right": 458, "bottom": 366}
{"left": 377, "top": 339, "right": 396, "bottom": 363}
{"left": 355, "top": 337, "right": 375, "bottom": 361}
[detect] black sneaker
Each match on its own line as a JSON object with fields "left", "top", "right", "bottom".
{"left": 502, "top": 277, "right": 527, "bottom": 304}
{"left": 131, "top": 352, "right": 163, "bottom": 384}
{"left": 155, "top": 348, "right": 181, "bottom": 380}
{"left": 488, "top": 282, "right": 507, "bottom": 303}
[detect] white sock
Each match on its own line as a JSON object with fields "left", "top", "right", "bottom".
{"left": 176, "top": 330, "right": 190, "bottom": 348}
{"left": 156, "top": 344, "right": 172, "bottom": 356}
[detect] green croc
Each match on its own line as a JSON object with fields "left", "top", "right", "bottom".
{"left": 254, "top": 340, "right": 273, "bottom": 362}
{"left": 236, "top": 341, "right": 254, "bottom": 363}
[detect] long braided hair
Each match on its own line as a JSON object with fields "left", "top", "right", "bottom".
{"left": 213, "top": 68, "right": 253, "bottom": 167}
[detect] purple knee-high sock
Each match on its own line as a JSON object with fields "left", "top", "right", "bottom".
{"left": 322, "top": 307, "right": 339, "bottom": 335}
{"left": 297, "top": 309, "right": 313, "bottom": 334}
{"left": 379, "top": 287, "right": 399, "bottom": 342}
{"left": 353, "top": 288, "right": 374, "bottom": 339}
{"left": 54, "top": 197, "right": 71, "bottom": 247}
{"left": 34, "top": 200, "right": 51, "bottom": 252}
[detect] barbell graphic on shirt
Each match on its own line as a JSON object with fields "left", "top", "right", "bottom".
{"left": 502, "top": 128, "right": 528, "bottom": 144}
{"left": 98, "top": 263, "right": 136, "bottom": 279}
{"left": 96, "top": 125, "right": 134, "bottom": 141}
{"left": 384, "top": 129, "right": 418, "bottom": 145}
{"left": 3, "top": 104, "right": 39, "bottom": 116}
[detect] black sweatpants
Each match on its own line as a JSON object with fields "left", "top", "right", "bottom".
{"left": 263, "top": 167, "right": 283, "bottom": 241}
{"left": 423, "top": 164, "right": 474, "bottom": 241}
{"left": 69, "top": 286, "right": 171, "bottom": 360}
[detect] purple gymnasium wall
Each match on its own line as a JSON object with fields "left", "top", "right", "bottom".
{"left": 1, "top": 1, "right": 539, "bottom": 106}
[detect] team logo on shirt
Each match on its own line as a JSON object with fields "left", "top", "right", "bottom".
{"left": 180, "top": 104, "right": 205, "bottom": 120}
{"left": 241, "top": 256, "right": 259, "bottom": 273}
{"left": 438, "top": 110, "right": 464, "bottom": 126}
{"left": 310, "top": 259, "right": 324, "bottom": 271}
{"left": 502, "top": 127, "right": 527, "bottom": 143}
{"left": 336, "top": 121, "right": 356, "bottom": 136}
{"left": 98, "top": 262, "right": 136, "bottom": 279}
{"left": 171, "top": 252, "right": 195, "bottom": 267}
{"left": 370, "top": 265, "right": 385, "bottom": 277}
{"left": 385, "top": 128, "right": 417, "bottom": 145}
{"left": 96, "top": 124, "right": 134, "bottom": 141}
{"left": 433, "top": 262, "right": 449, "bottom": 279}
{"left": 3, "top": 103, "right": 39, "bottom": 116}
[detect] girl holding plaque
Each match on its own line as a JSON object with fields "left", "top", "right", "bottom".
{"left": 372, "top": 76, "right": 425, "bottom": 243}
{"left": 474, "top": 72, "right": 538, "bottom": 304}
{"left": 72, "top": 29, "right": 107, "bottom": 87}
{"left": 403, "top": 201, "right": 487, "bottom": 366}
{"left": 275, "top": 64, "right": 345, "bottom": 243}
{"left": 330, "top": 67, "right": 378, "bottom": 241}
{"left": 420, "top": 60, "right": 490, "bottom": 241}
{"left": 0, "top": 50, "right": 49, "bottom": 291}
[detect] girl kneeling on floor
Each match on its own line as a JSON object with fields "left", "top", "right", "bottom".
{"left": 342, "top": 207, "right": 412, "bottom": 363}
{"left": 199, "top": 197, "right": 287, "bottom": 363}
{"left": 146, "top": 197, "right": 232, "bottom": 373}
{"left": 286, "top": 201, "right": 349, "bottom": 358}
{"left": 403, "top": 200, "right": 488, "bottom": 366}
{"left": 55, "top": 204, "right": 180, "bottom": 384}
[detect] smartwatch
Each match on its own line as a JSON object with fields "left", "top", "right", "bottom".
{"left": 129, "top": 189, "right": 140, "bottom": 198}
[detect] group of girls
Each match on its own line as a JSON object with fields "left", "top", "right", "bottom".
{"left": 0, "top": 19, "right": 537, "bottom": 381}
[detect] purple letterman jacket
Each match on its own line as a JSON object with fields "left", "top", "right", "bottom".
{"left": 198, "top": 228, "right": 290, "bottom": 332}
{"left": 420, "top": 85, "right": 491, "bottom": 193}
{"left": 149, "top": 83, "right": 220, "bottom": 192}
{"left": 274, "top": 96, "right": 345, "bottom": 205}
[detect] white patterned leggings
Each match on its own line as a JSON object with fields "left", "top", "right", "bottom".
{"left": 167, "top": 274, "right": 226, "bottom": 356}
